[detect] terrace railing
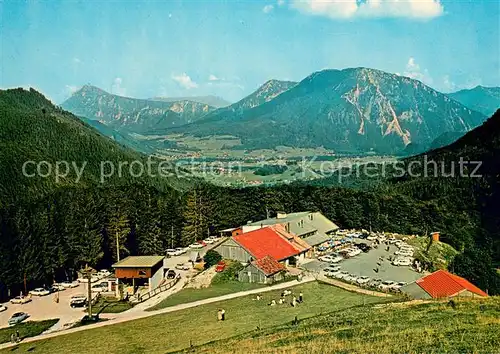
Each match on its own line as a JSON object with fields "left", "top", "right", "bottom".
{"left": 132, "top": 274, "right": 181, "bottom": 304}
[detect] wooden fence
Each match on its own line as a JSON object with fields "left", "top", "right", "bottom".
{"left": 133, "top": 274, "right": 181, "bottom": 304}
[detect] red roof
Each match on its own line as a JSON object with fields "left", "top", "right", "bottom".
{"left": 252, "top": 255, "right": 285, "bottom": 276}
{"left": 416, "top": 270, "right": 488, "bottom": 298}
{"left": 233, "top": 227, "right": 302, "bottom": 261}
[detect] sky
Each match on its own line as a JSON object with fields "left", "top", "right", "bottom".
{"left": 1, "top": 0, "right": 499, "bottom": 104}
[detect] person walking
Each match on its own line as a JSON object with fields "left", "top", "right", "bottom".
{"left": 298, "top": 292, "right": 303, "bottom": 303}
{"left": 291, "top": 296, "right": 297, "bottom": 307}
{"left": 217, "top": 309, "right": 222, "bottom": 321}
{"left": 15, "top": 330, "right": 20, "bottom": 343}
{"left": 220, "top": 308, "right": 225, "bottom": 321}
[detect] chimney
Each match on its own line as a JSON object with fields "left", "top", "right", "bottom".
{"left": 431, "top": 231, "right": 440, "bottom": 242}
{"left": 277, "top": 212, "right": 287, "bottom": 219}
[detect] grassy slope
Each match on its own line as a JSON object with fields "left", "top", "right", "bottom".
{"left": 408, "top": 237, "right": 459, "bottom": 270}
{"left": 0, "top": 282, "right": 389, "bottom": 354}
{"left": 0, "top": 320, "right": 58, "bottom": 344}
{"left": 194, "top": 297, "right": 500, "bottom": 354}
{"left": 148, "top": 281, "right": 264, "bottom": 310}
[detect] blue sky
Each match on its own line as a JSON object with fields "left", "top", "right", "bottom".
{"left": 1, "top": 0, "right": 499, "bottom": 103}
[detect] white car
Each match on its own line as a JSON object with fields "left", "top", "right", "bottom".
{"left": 175, "top": 247, "right": 187, "bottom": 255}
{"left": 329, "top": 255, "right": 343, "bottom": 263}
{"left": 97, "top": 269, "right": 111, "bottom": 277}
{"left": 189, "top": 243, "right": 203, "bottom": 249}
{"left": 166, "top": 249, "right": 177, "bottom": 256}
{"left": 390, "top": 282, "right": 407, "bottom": 291}
{"left": 393, "top": 258, "right": 412, "bottom": 266}
{"left": 29, "top": 288, "right": 50, "bottom": 296}
{"left": 388, "top": 237, "right": 398, "bottom": 244}
{"left": 51, "top": 283, "right": 66, "bottom": 291}
{"left": 323, "top": 266, "right": 341, "bottom": 276}
{"left": 356, "top": 276, "right": 371, "bottom": 285}
{"left": 395, "top": 250, "right": 413, "bottom": 256}
{"left": 378, "top": 280, "right": 395, "bottom": 290}
{"left": 348, "top": 248, "right": 361, "bottom": 257}
{"left": 335, "top": 271, "right": 350, "bottom": 279}
{"left": 60, "top": 281, "right": 79, "bottom": 288}
{"left": 344, "top": 274, "right": 358, "bottom": 282}
{"left": 10, "top": 296, "right": 32, "bottom": 305}
{"left": 91, "top": 282, "right": 108, "bottom": 292}
{"left": 0, "top": 305, "right": 7, "bottom": 312}
{"left": 203, "top": 238, "right": 215, "bottom": 244}
{"left": 318, "top": 255, "right": 334, "bottom": 263}
{"left": 77, "top": 276, "right": 99, "bottom": 283}
{"left": 366, "top": 235, "right": 377, "bottom": 241}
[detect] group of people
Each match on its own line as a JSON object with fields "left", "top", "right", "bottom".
{"left": 267, "top": 290, "right": 304, "bottom": 307}
{"left": 10, "top": 330, "right": 21, "bottom": 344}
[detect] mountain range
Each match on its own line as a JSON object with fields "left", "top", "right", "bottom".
{"left": 150, "top": 95, "right": 231, "bottom": 108}
{"left": 449, "top": 86, "right": 500, "bottom": 117}
{"left": 169, "top": 68, "right": 486, "bottom": 154}
{"left": 61, "top": 69, "right": 498, "bottom": 155}
{"left": 61, "top": 85, "right": 215, "bottom": 133}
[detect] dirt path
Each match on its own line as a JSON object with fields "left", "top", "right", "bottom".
{"left": 0, "top": 276, "right": 315, "bottom": 351}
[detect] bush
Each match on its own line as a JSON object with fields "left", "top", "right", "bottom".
{"left": 203, "top": 250, "right": 222, "bottom": 269}
{"left": 212, "top": 261, "right": 244, "bottom": 284}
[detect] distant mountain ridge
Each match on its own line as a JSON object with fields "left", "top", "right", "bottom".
{"left": 449, "top": 86, "right": 500, "bottom": 116}
{"left": 170, "top": 68, "right": 486, "bottom": 154}
{"left": 150, "top": 95, "right": 231, "bottom": 108}
{"left": 61, "top": 85, "right": 215, "bottom": 133}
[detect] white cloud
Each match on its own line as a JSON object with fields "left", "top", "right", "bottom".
{"left": 263, "top": 4, "right": 274, "bottom": 13}
{"left": 72, "top": 57, "right": 82, "bottom": 65}
{"left": 403, "top": 57, "right": 433, "bottom": 85}
{"left": 442, "top": 75, "right": 482, "bottom": 92}
{"left": 277, "top": 0, "right": 285, "bottom": 6}
{"left": 291, "top": 0, "right": 444, "bottom": 19}
{"left": 208, "top": 74, "right": 221, "bottom": 81}
{"left": 111, "top": 77, "right": 127, "bottom": 96}
{"left": 172, "top": 73, "right": 198, "bottom": 89}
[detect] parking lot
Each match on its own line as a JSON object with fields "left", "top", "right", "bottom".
{"left": 0, "top": 282, "right": 93, "bottom": 330}
{"left": 304, "top": 238, "right": 423, "bottom": 285}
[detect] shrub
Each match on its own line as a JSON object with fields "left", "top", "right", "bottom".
{"left": 203, "top": 250, "right": 222, "bottom": 269}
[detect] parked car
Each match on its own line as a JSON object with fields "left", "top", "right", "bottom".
{"left": 203, "top": 238, "right": 215, "bottom": 244}
{"left": 355, "top": 243, "right": 371, "bottom": 253}
{"left": 166, "top": 269, "right": 177, "bottom": 279}
{"left": 51, "top": 283, "right": 66, "bottom": 291}
{"left": 77, "top": 276, "right": 98, "bottom": 283}
{"left": 378, "top": 280, "right": 395, "bottom": 290}
{"left": 334, "top": 271, "right": 350, "bottom": 279}
{"left": 0, "top": 304, "right": 7, "bottom": 312}
{"left": 318, "top": 255, "right": 334, "bottom": 263}
{"left": 70, "top": 294, "right": 87, "bottom": 308}
{"left": 390, "top": 282, "right": 407, "bottom": 291}
{"left": 366, "top": 234, "right": 377, "bottom": 241}
{"left": 189, "top": 243, "right": 203, "bottom": 249}
{"left": 175, "top": 263, "right": 190, "bottom": 271}
{"left": 368, "top": 278, "right": 382, "bottom": 288}
{"left": 175, "top": 247, "right": 187, "bottom": 255}
{"left": 215, "top": 261, "right": 226, "bottom": 272}
{"left": 344, "top": 274, "right": 358, "bottom": 282}
{"left": 393, "top": 258, "right": 412, "bottom": 266}
{"left": 29, "top": 288, "right": 50, "bottom": 296}
{"left": 60, "top": 281, "right": 79, "bottom": 288}
{"left": 388, "top": 237, "right": 398, "bottom": 244}
{"left": 97, "top": 269, "right": 111, "bottom": 278}
{"left": 329, "top": 254, "right": 344, "bottom": 263}
{"left": 91, "top": 282, "right": 109, "bottom": 292}
{"left": 166, "top": 249, "right": 177, "bottom": 257}
{"left": 347, "top": 248, "right": 361, "bottom": 257}
{"left": 356, "top": 276, "right": 371, "bottom": 285}
{"left": 8, "top": 312, "right": 29, "bottom": 326}
{"left": 10, "top": 296, "right": 32, "bottom": 305}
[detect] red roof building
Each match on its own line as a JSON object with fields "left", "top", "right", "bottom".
{"left": 406, "top": 270, "right": 488, "bottom": 299}
{"left": 232, "top": 227, "right": 303, "bottom": 261}
{"left": 251, "top": 255, "right": 285, "bottom": 276}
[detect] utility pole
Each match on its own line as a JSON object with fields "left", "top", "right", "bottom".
{"left": 23, "top": 273, "right": 27, "bottom": 296}
{"left": 116, "top": 231, "right": 120, "bottom": 262}
{"left": 171, "top": 225, "right": 174, "bottom": 249}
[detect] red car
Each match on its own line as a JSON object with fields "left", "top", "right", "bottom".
{"left": 215, "top": 261, "right": 226, "bottom": 272}
{"left": 197, "top": 240, "right": 207, "bottom": 247}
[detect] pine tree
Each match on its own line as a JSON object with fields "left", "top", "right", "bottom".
{"left": 107, "top": 212, "right": 131, "bottom": 262}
